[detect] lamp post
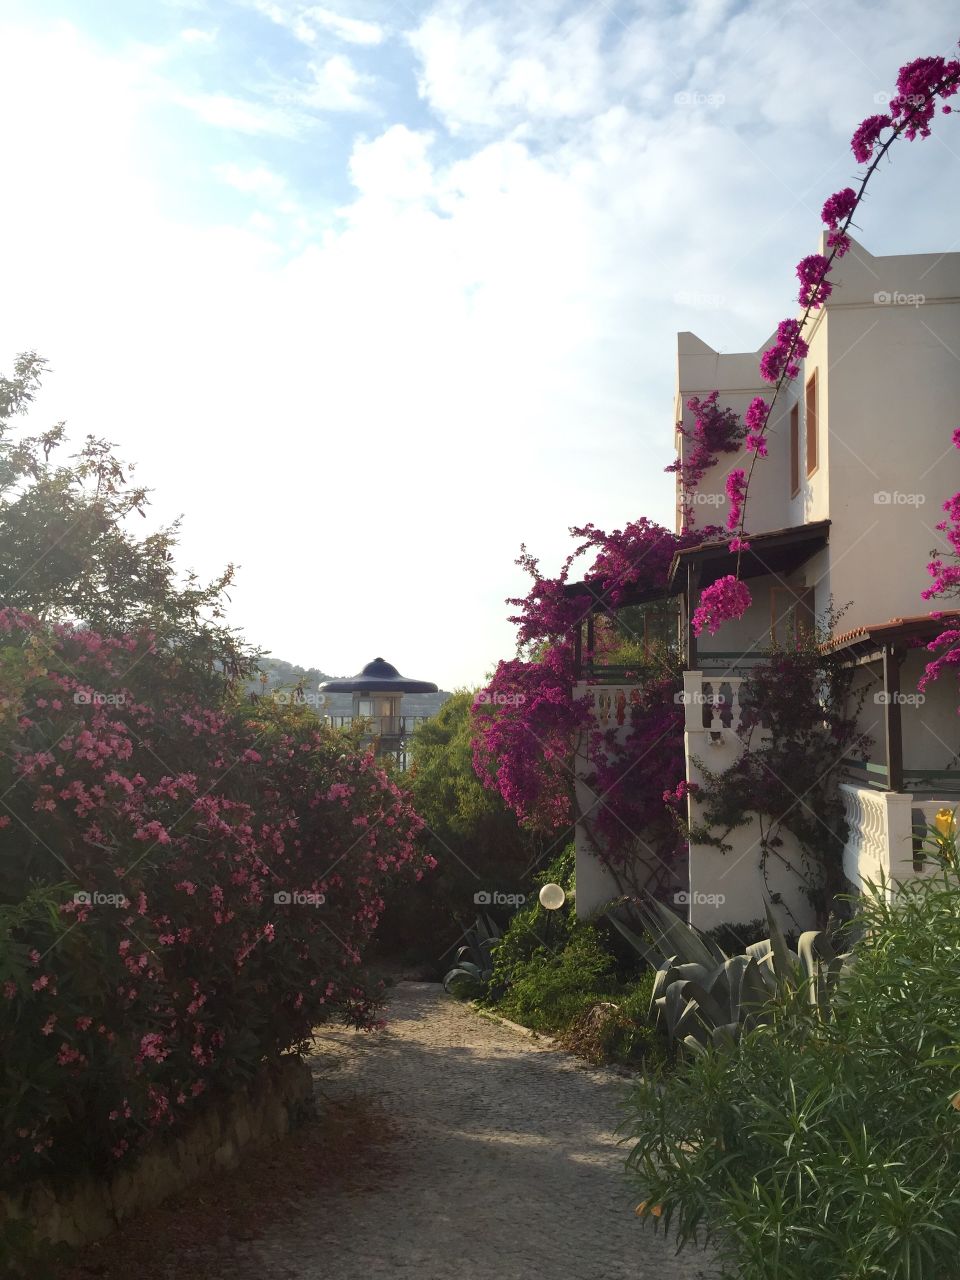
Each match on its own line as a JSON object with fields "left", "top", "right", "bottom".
{"left": 538, "top": 882, "right": 566, "bottom": 948}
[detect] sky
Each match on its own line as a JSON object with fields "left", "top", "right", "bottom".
{"left": 1, "top": 0, "right": 958, "bottom": 691}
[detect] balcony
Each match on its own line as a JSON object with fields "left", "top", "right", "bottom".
{"left": 840, "top": 785, "right": 955, "bottom": 894}
{"left": 323, "top": 715, "right": 429, "bottom": 738}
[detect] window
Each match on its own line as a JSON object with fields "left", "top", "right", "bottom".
{"left": 770, "top": 586, "right": 816, "bottom": 648}
{"left": 805, "top": 371, "right": 818, "bottom": 476}
{"left": 790, "top": 404, "right": 800, "bottom": 497}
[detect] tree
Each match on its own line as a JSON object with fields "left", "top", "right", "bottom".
{"left": 0, "top": 353, "right": 255, "bottom": 697}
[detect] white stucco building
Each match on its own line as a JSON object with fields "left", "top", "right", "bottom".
{"left": 574, "top": 237, "right": 960, "bottom": 931}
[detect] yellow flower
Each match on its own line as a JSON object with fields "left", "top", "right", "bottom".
{"left": 635, "top": 1201, "right": 663, "bottom": 1218}
{"left": 934, "top": 808, "right": 956, "bottom": 838}
{"left": 951, "top": 1091, "right": 960, "bottom": 1112}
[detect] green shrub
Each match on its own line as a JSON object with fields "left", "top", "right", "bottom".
{"left": 494, "top": 925, "right": 617, "bottom": 1032}
{"left": 621, "top": 870, "right": 960, "bottom": 1279}
{"left": 557, "top": 975, "right": 663, "bottom": 1069}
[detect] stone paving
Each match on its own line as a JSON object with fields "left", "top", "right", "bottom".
{"left": 238, "top": 981, "right": 718, "bottom": 1280}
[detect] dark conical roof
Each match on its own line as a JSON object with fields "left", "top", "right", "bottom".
{"left": 318, "top": 658, "right": 438, "bottom": 694}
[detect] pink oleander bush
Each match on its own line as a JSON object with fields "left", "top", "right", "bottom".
{"left": 0, "top": 607, "right": 430, "bottom": 1186}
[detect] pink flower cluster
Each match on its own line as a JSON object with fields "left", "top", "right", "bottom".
{"left": 691, "top": 575, "right": 753, "bottom": 637}
{"left": 666, "top": 392, "right": 746, "bottom": 529}
{"left": 760, "top": 318, "right": 809, "bottom": 385}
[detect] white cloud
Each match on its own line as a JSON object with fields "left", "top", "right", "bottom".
{"left": 251, "top": 2, "right": 384, "bottom": 47}
{"left": 307, "top": 6, "right": 384, "bottom": 46}
{"left": 299, "top": 52, "right": 374, "bottom": 111}
{"left": 408, "top": 3, "right": 610, "bottom": 132}
{"left": 175, "top": 90, "right": 301, "bottom": 135}
{"left": 348, "top": 125, "right": 436, "bottom": 202}
{"left": 215, "top": 162, "right": 288, "bottom": 196}
{"left": 180, "top": 26, "right": 218, "bottom": 44}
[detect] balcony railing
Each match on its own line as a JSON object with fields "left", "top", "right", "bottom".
{"left": 840, "top": 784, "right": 955, "bottom": 892}
{"left": 323, "top": 715, "right": 429, "bottom": 737}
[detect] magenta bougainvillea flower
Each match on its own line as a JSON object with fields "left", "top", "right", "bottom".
{"left": 691, "top": 575, "right": 753, "bottom": 637}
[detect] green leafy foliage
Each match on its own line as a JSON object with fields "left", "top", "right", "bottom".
{"left": 377, "top": 691, "right": 544, "bottom": 965}
{"left": 622, "top": 871, "right": 960, "bottom": 1279}
{"left": 477, "top": 848, "right": 665, "bottom": 1068}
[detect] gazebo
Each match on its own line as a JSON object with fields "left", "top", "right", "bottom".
{"left": 318, "top": 658, "right": 438, "bottom": 765}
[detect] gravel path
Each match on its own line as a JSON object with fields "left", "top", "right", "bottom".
{"left": 245, "top": 981, "right": 716, "bottom": 1280}
{"left": 62, "top": 981, "right": 717, "bottom": 1280}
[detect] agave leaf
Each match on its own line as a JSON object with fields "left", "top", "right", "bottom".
{"left": 638, "top": 898, "right": 727, "bottom": 970}
{"left": 682, "top": 1034, "right": 709, "bottom": 1056}
{"left": 649, "top": 961, "right": 680, "bottom": 1015}
{"left": 797, "top": 931, "right": 827, "bottom": 1005}
{"left": 443, "top": 967, "right": 481, "bottom": 993}
{"left": 763, "top": 902, "right": 799, "bottom": 985}
{"left": 606, "top": 911, "right": 657, "bottom": 964}
{"left": 745, "top": 938, "right": 772, "bottom": 964}
{"left": 662, "top": 981, "right": 699, "bottom": 1043}
{"left": 738, "top": 955, "right": 773, "bottom": 1013}
{"left": 716, "top": 954, "right": 750, "bottom": 1022}
{"left": 669, "top": 962, "right": 714, "bottom": 986}
{"left": 674, "top": 978, "right": 730, "bottom": 1032}
{"left": 709, "top": 1023, "right": 740, "bottom": 1052}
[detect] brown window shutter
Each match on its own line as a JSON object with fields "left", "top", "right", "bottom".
{"left": 790, "top": 404, "right": 800, "bottom": 496}
{"left": 805, "top": 372, "right": 818, "bottom": 475}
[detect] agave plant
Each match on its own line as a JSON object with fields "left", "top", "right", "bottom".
{"left": 607, "top": 898, "right": 850, "bottom": 1055}
{"left": 443, "top": 913, "right": 501, "bottom": 998}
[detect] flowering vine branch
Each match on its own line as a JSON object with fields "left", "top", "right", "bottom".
{"left": 678, "top": 49, "right": 960, "bottom": 636}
